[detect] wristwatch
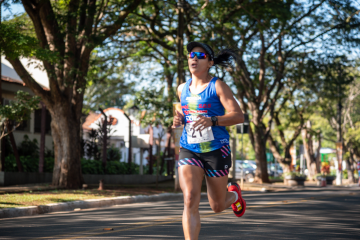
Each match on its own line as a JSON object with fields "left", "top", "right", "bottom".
{"left": 211, "top": 116, "right": 218, "bottom": 126}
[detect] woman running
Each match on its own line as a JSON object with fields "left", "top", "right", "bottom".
{"left": 173, "top": 42, "right": 246, "bottom": 240}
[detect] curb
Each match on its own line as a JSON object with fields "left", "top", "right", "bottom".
{"left": 0, "top": 192, "right": 208, "bottom": 219}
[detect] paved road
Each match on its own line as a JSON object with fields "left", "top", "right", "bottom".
{"left": 0, "top": 187, "right": 359, "bottom": 239}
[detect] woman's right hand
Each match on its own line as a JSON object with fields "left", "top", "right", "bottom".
{"left": 172, "top": 110, "right": 184, "bottom": 128}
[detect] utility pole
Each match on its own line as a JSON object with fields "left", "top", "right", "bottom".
{"left": 123, "top": 112, "right": 132, "bottom": 165}
{"left": 149, "top": 125, "right": 153, "bottom": 175}
{"left": 336, "top": 68, "right": 343, "bottom": 186}
{"left": 231, "top": 126, "right": 236, "bottom": 181}
{"left": 240, "top": 124, "right": 244, "bottom": 189}
{"left": 99, "top": 108, "right": 108, "bottom": 170}
{"left": 336, "top": 92, "right": 343, "bottom": 185}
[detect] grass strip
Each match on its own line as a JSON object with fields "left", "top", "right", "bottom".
{"left": 0, "top": 188, "right": 170, "bottom": 209}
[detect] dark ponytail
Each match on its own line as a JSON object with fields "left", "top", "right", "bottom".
{"left": 213, "top": 48, "right": 239, "bottom": 68}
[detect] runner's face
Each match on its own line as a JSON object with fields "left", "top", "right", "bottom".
{"left": 188, "top": 47, "right": 213, "bottom": 75}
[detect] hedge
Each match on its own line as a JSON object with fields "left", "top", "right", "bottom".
{"left": 4, "top": 155, "right": 140, "bottom": 174}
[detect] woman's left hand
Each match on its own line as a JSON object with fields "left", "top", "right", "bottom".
{"left": 193, "top": 115, "right": 212, "bottom": 132}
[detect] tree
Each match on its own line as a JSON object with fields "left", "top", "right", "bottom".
{"left": 198, "top": 0, "right": 360, "bottom": 183}
{"left": 83, "top": 54, "right": 137, "bottom": 114}
{"left": 136, "top": 86, "right": 174, "bottom": 178}
{"left": 107, "top": 0, "right": 211, "bottom": 99}
{"left": 0, "top": 0, "right": 142, "bottom": 188}
{"left": 301, "top": 120, "right": 321, "bottom": 180}
{"left": 266, "top": 55, "right": 316, "bottom": 174}
{"left": 0, "top": 91, "right": 40, "bottom": 171}
{"left": 313, "top": 57, "right": 359, "bottom": 182}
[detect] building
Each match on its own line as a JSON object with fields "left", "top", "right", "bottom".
{"left": 82, "top": 108, "right": 168, "bottom": 165}
{"left": 1, "top": 57, "right": 52, "bottom": 150}
{"left": 2, "top": 57, "right": 168, "bottom": 166}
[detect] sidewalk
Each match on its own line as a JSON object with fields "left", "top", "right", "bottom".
{"left": 1, "top": 180, "right": 358, "bottom": 194}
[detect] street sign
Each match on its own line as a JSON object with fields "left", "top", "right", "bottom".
{"left": 236, "top": 124, "right": 249, "bottom": 134}
{"left": 266, "top": 152, "right": 274, "bottom": 162}
{"left": 236, "top": 114, "right": 249, "bottom": 134}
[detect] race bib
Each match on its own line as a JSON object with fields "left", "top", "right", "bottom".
{"left": 185, "top": 122, "right": 214, "bottom": 144}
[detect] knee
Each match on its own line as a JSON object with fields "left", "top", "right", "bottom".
{"left": 183, "top": 191, "right": 200, "bottom": 209}
{"left": 210, "top": 202, "right": 224, "bottom": 213}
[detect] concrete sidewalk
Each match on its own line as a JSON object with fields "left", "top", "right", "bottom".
{"left": 0, "top": 180, "right": 357, "bottom": 194}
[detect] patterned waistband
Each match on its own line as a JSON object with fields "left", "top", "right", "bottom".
{"left": 177, "top": 158, "right": 229, "bottom": 177}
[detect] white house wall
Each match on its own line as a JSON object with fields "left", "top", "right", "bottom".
{"left": 86, "top": 109, "right": 168, "bottom": 165}
{"left": 89, "top": 109, "right": 130, "bottom": 144}
{"left": 13, "top": 131, "right": 53, "bottom": 152}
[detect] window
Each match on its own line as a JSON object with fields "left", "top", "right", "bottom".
{"left": 3, "top": 98, "right": 11, "bottom": 106}
{"left": 16, "top": 118, "right": 30, "bottom": 131}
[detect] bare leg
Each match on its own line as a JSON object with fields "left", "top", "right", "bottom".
{"left": 179, "top": 165, "right": 204, "bottom": 240}
{"left": 206, "top": 175, "right": 235, "bottom": 213}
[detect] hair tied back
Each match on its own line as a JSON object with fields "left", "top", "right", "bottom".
{"left": 213, "top": 48, "right": 239, "bottom": 68}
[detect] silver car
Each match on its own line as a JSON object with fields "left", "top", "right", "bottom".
{"left": 235, "top": 160, "right": 256, "bottom": 182}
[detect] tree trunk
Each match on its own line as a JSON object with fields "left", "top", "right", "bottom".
{"left": 176, "top": 0, "right": 185, "bottom": 87}
{"left": 159, "top": 144, "right": 166, "bottom": 176}
{"left": 347, "top": 152, "right": 355, "bottom": 183}
{"left": 267, "top": 134, "right": 291, "bottom": 174}
{"left": 251, "top": 125, "right": 269, "bottom": 183}
{"left": 166, "top": 128, "right": 172, "bottom": 176}
{"left": 0, "top": 132, "right": 4, "bottom": 171}
{"left": 301, "top": 121, "right": 319, "bottom": 180}
{"left": 50, "top": 107, "right": 83, "bottom": 188}
{"left": 7, "top": 123, "right": 22, "bottom": 172}
{"left": 156, "top": 136, "right": 162, "bottom": 187}
{"left": 0, "top": 21, "right": 3, "bottom": 171}
{"left": 315, "top": 132, "right": 321, "bottom": 173}
{"left": 160, "top": 127, "right": 172, "bottom": 175}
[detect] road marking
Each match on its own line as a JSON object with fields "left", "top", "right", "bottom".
{"left": 31, "top": 193, "right": 358, "bottom": 239}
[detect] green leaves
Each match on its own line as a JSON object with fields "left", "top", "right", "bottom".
{"left": 0, "top": 20, "right": 38, "bottom": 59}
{"left": 135, "top": 86, "right": 174, "bottom": 128}
{"left": 0, "top": 91, "right": 40, "bottom": 132}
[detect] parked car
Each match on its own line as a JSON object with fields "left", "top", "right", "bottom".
{"left": 235, "top": 160, "right": 256, "bottom": 182}
{"left": 268, "top": 163, "right": 283, "bottom": 177}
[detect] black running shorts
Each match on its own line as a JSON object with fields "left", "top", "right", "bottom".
{"left": 178, "top": 145, "right": 232, "bottom": 177}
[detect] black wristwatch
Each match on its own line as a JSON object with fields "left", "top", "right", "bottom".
{"left": 211, "top": 116, "right": 218, "bottom": 126}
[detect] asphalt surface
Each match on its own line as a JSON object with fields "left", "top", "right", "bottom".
{"left": 0, "top": 187, "right": 359, "bottom": 239}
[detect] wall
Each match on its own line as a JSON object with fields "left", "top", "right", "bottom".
{"left": 13, "top": 132, "right": 53, "bottom": 152}
{"left": 0, "top": 172, "right": 53, "bottom": 186}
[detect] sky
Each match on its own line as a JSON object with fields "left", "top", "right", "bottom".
{"left": 1, "top": 2, "right": 24, "bottom": 20}
{"left": 2, "top": 1, "right": 359, "bottom": 101}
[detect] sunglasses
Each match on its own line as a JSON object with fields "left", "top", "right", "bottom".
{"left": 188, "top": 52, "right": 208, "bottom": 59}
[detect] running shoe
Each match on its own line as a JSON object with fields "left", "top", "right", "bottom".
{"left": 227, "top": 182, "right": 246, "bottom": 217}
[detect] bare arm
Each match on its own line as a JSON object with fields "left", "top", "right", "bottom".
{"left": 215, "top": 80, "right": 244, "bottom": 126}
{"left": 193, "top": 80, "right": 244, "bottom": 131}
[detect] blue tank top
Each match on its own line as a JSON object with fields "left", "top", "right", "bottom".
{"left": 180, "top": 77, "right": 230, "bottom": 153}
